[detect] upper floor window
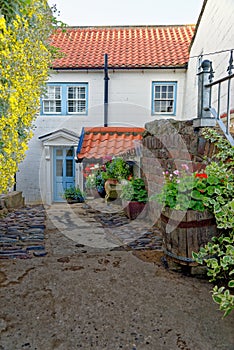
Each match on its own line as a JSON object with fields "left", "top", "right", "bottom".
{"left": 152, "top": 82, "right": 177, "bottom": 115}
{"left": 67, "top": 86, "right": 86, "bottom": 113}
{"left": 43, "top": 86, "right": 62, "bottom": 114}
{"left": 42, "top": 83, "right": 88, "bottom": 115}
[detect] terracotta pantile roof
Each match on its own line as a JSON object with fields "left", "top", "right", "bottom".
{"left": 77, "top": 127, "right": 145, "bottom": 159}
{"left": 50, "top": 25, "right": 195, "bottom": 69}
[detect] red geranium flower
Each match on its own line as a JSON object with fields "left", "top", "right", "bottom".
{"left": 195, "top": 173, "right": 208, "bottom": 179}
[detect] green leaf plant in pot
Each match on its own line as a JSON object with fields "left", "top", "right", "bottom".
{"left": 120, "top": 178, "right": 148, "bottom": 219}
{"left": 63, "top": 186, "right": 85, "bottom": 204}
{"left": 103, "top": 157, "right": 132, "bottom": 201}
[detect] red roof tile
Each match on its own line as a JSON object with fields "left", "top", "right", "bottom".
{"left": 77, "top": 127, "right": 145, "bottom": 159}
{"left": 50, "top": 25, "right": 195, "bottom": 69}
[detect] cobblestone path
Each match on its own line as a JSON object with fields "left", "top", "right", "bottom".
{"left": 0, "top": 205, "right": 46, "bottom": 259}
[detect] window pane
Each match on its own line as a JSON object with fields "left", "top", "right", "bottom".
{"left": 68, "top": 87, "right": 75, "bottom": 99}
{"left": 77, "top": 100, "right": 86, "bottom": 112}
{"left": 68, "top": 101, "right": 76, "bottom": 112}
{"left": 56, "top": 149, "right": 63, "bottom": 157}
{"left": 155, "top": 86, "right": 160, "bottom": 93}
{"left": 168, "top": 92, "right": 173, "bottom": 99}
{"left": 55, "top": 87, "right": 61, "bottom": 99}
{"left": 66, "top": 160, "right": 73, "bottom": 177}
{"left": 161, "top": 101, "right": 167, "bottom": 112}
{"left": 154, "top": 101, "right": 161, "bottom": 112}
{"left": 55, "top": 101, "right": 61, "bottom": 112}
{"left": 43, "top": 101, "right": 50, "bottom": 113}
{"left": 66, "top": 148, "right": 73, "bottom": 157}
{"left": 78, "top": 87, "right": 86, "bottom": 99}
{"left": 56, "top": 160, "right": 63, "bottom": 176}
{"left": 167, "top": 101, "right": 173, "bottom": 112}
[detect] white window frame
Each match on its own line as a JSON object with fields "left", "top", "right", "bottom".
{"left": 152, "top": 82, "right": 177, "bottom": 115}
{"left": 43, "top": 85, "right": 62, "bottom": 114}
{"left": 42, "top": 83, "right": 88, "bottom": 115}
{"left": 67, "top": 86, "right": 87, "bottom": 114}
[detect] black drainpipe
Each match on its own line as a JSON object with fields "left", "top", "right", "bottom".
{"left": 104, "top": 53, "right": 109, "bottom": 127}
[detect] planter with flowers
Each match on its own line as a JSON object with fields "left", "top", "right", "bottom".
{"left": 104, "top": 157, "right": 132, "bottom": 201}
{"left": 151, "top": 164, "right": 220, "bottom": 266}
{"left": 84, "top": 158, "right": 132, "bottom": 201}
{"left": 121, "top": 178, "right": 148, "bottom": 219}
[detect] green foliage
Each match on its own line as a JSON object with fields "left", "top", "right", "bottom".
{"left": 0, "top": 0, "right": 31, "bottom": 23}
{"left": 63, "top": 186, "right": 85, "bottom": 202}
{"left": 121, "top": 178, "right": 148, "bottom": 203}
{"left": 212, "top": 286, "right": 234, "bottom": 318}
{"left": 85, "top": 158, "right": 131, "bottom": 194}
{"left": 201, "top": 163, "right": 234, "bottom": 228}
{"left": 0, "top": 0, "right": 63, "bottom": 192}
{"left": 192, "top": 128, "right": 234, "bottom": 317}
{"left": 202, "top": 127, "right": 234, "bottom": 163}
{"left": 192, "top": 233, "right": 234, "bottom": 317}
{"left": 95, "top": 170, "right": 107, "bottom": 193}
{"left": 105, "top": 157, "right": 131, "bottom": 181}
{"left": 150, "top": 165, "right": 208, "bottom": 211}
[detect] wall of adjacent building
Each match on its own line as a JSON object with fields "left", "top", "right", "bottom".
{"left": 184, "top": 0, "right": 234, "bottom": 119}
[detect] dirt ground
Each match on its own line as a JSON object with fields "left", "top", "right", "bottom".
{"left": 0, "top": 214, "right": 234, "bottom": 350}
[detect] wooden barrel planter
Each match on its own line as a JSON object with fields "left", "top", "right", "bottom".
{"left": 160, "top": 207, "right": 219, "bottom": 266}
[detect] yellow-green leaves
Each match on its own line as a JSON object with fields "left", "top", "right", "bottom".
{"left": 0, "top": 1, "right": 53, "bottom": 192}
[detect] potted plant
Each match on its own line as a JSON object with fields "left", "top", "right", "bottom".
{"left": 63, "top": 186, "right": 85, "bottom": 204}
{"left": 121, "top": 178, "right": 148, "bottom": 219}
{"left": 84, "top": 158, "right": 132, "bottom": 200}
{"left": 104, "top": 157, "right": 132, "bottom": 201}
{"left": 105, "top": 157, "right": 131, "bottom": 182}
{"left": 150, "top": 164, "right": 220, "bottom": 265}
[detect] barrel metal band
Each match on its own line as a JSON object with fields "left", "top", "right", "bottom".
{"left": 163, "top": 247, "right": 195, "bottom": 263}
{"left": 161, "top": 213, "right": 216, "bottom": 229}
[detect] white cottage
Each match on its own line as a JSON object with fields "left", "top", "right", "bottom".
{"left": 16, "top": 24, "right": 196, "bottom": 204}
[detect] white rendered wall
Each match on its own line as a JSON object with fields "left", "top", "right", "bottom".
{"left": 184, "top": 0, "right": 234, "bottom": 119}
{"left": 17, "top": 68, "right": 187, "bottom": 203}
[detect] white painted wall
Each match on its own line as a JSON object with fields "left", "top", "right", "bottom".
{"left": 17, "top": 68, "right": 187, "bottom": 203}
{"left": 184, "top": 0, "right": 234, "bottom": 119}
{"left": 48, "top": 69, "right": 187, "bottom": 124}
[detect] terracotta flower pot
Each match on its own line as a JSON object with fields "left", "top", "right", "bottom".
{"left": 123, "top": 201, "right": 145, "bottom": 220}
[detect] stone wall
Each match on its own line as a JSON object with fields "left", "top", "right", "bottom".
{"left": 141, "top": 119, "right": 216, "bottom": 222}
{"left": 0, "top": 191, "right": 25, "bottom": 216}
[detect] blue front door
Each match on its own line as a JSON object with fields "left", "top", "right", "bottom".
{"left": 53, "top": 147, "right": 75, "bottom": 202}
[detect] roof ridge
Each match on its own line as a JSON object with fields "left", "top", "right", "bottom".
{"left": 63, "top": 24, "right": 196, "bottom": 30}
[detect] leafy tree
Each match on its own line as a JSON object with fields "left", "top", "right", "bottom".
{"left": 0, "top": 0, "right": 58, "bottom": 192}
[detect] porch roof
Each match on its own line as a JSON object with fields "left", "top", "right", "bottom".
{"left": 77, "top": 127, "right": 145, "bottom": 160}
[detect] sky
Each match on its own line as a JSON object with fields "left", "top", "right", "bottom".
{"left": 47, "top": 0, "right": 204, "bottom": 26}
